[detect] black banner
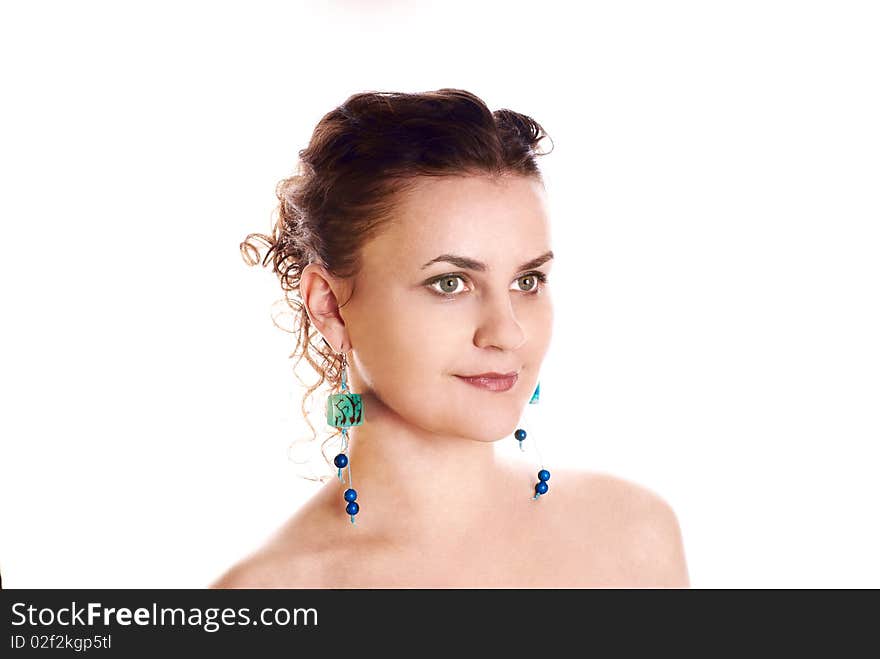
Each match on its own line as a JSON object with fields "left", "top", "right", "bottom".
{"left": 0, "top": 588, "right": 872, "bottom": 654}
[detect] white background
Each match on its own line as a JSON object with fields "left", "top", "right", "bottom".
{"left": 1, "top": 0, "right": 877, "bottom": 588}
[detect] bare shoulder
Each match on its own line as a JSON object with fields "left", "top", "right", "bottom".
{"left": 209, "top": 496, "right": 341, "bottom": 589}
{"left": 208, "top": 547, "right": 328, "bottom": 589}
{"left": 570, "top": 469, "right": 691, "bottom": 588}
{"left": 208, "top": 552, "right": 274, "bottom": 589}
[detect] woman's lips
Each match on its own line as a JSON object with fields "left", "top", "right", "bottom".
{"left": 454, "top": 372, "right": 518, "bottom": 392}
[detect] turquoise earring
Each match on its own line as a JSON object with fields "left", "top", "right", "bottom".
{"left": 513, "top": 381, "right": 551, "bottom": 500}
{"left": 327, "top": 348, "right": 364, "bottom": 524}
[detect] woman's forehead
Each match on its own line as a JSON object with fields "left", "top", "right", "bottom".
{"left": 361, "top": 239, "right": 553, "bottom": 284}
{"left": 394, "top": 174, "right": 546, "bottom": 220}
{"left": 365, "top": 176, "right": 550, "bottom": 262}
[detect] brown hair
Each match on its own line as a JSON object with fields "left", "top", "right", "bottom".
{"left": 239, "top": 88, "right": 553, "bottom": 479}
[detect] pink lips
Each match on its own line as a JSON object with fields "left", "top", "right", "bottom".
{"left": 454, "top": 372, "right": 518, "bottom": 392}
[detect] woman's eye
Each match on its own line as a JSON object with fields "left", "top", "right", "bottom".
{"left": 432, "top": 275, "right": 467, "bottom": 296}
{"left": 515, "top": 273, "right": 544, "bottom": 293}
{"left": 427, "top": 272, "right": 548, "bottom": 298}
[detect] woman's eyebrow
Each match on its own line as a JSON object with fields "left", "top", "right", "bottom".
{"left": 421, "top": 250, "right": 554, "bottom": 272}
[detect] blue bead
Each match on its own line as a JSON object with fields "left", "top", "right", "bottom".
{"left": 535, "top": 481, "right": 549, "bottom": 495}
{"left": 538, "top": 469, "right": 551, "bottom": 482}
{"left": 346, "top": 501, "right": 359, "bottom": 515}
{"left": 333, "top": 453, "right": 348, "bottom": 468}
{"left": 344, "top": 488, "right": 357, "bottom": 502}
{"left": 514, "top": 428, "right": 527, "bottom": 441}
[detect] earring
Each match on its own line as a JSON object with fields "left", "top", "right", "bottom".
{"left": 326, "top": 348, "right": 364, "bottom": 524}
{"left": 513, "top": 380, "right": 551, "bottom": 500}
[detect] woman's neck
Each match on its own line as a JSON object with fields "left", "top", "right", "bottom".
{"left": 323, "top": 388, "right": 529, "bottom": 547}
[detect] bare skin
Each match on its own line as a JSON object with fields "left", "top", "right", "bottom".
{"left": 210, "top": 466, "right": 690, "bottom": 588}
{"left": 212, "top": 174, "right": 690, "bottom": 588}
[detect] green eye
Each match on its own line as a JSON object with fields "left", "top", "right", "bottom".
{"left": 426, "top": 272, "right": 548, "bottom": 299}
{"left": 516, "top": 273, "right": 544, "bottom": 292}
{"left": 434, "top": 276, "right": 464, "bottom": 295}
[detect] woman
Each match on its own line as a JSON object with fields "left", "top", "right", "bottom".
{"left": 211, "top": 88, "right": 690, "bottom": 588}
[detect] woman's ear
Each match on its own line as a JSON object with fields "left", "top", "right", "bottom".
{"left": 299, "top": 262, "right": 350, "bottom": 352}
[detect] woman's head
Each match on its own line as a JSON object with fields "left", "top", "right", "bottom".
{"left": 240, "top": 88, "right": 554, "bottom": 473}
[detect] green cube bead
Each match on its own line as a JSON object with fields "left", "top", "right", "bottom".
{"left": 327, "top": 392, "right": 364, "bottom": 427}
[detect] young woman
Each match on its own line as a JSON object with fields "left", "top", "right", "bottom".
{"left": 211, "top": 88, "right": 690, "bottom": 588}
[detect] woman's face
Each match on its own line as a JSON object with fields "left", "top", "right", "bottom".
{"left": 341, "top": 174, "right": 554, "bottom": 442}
